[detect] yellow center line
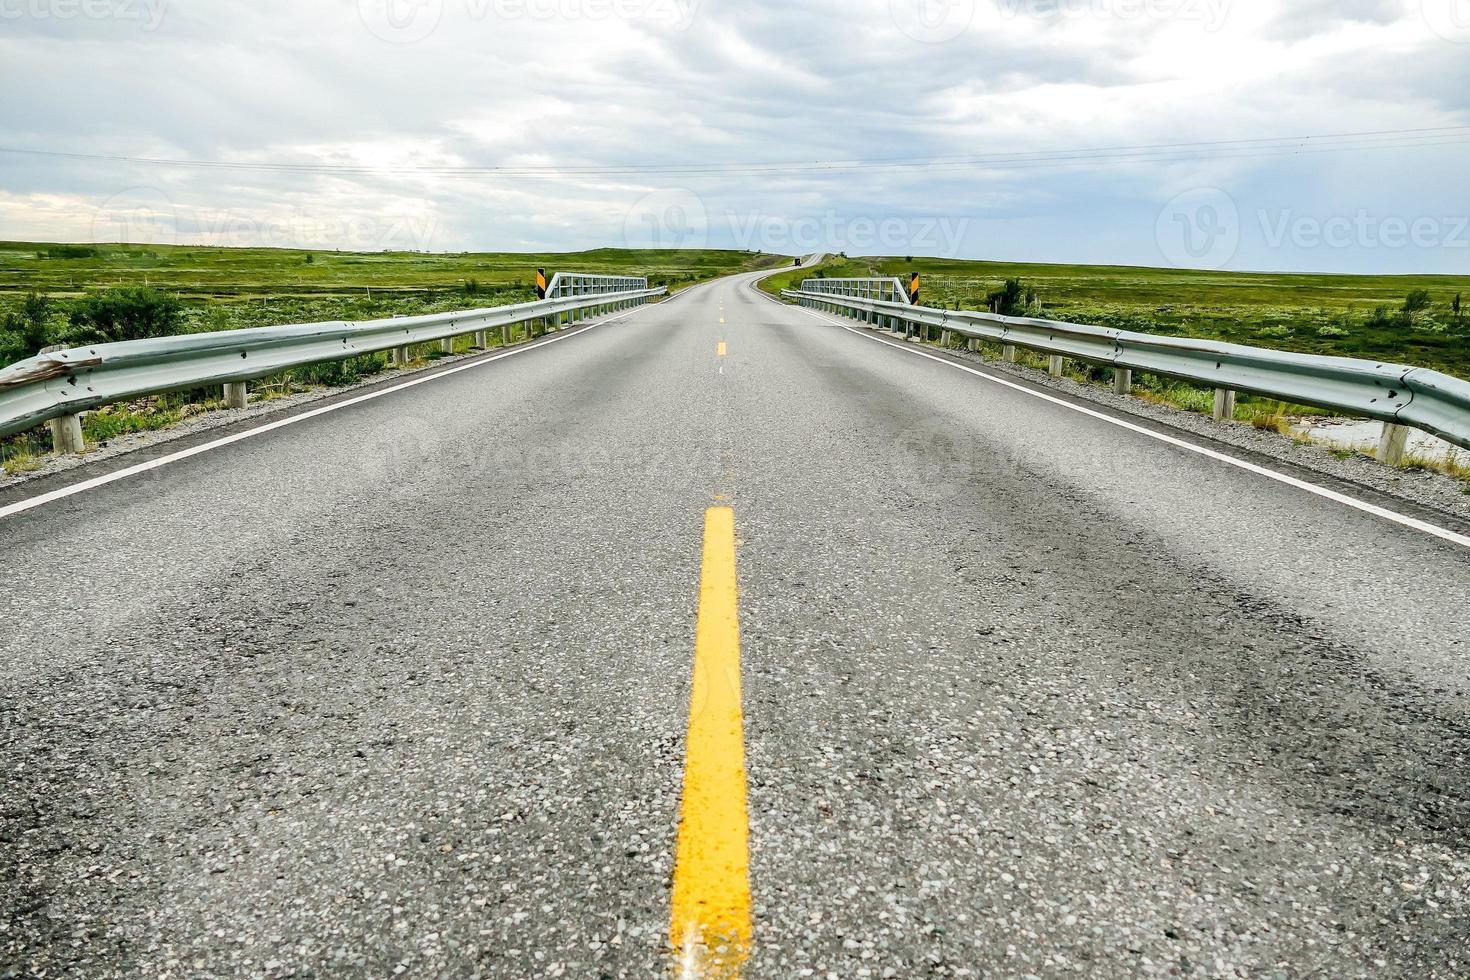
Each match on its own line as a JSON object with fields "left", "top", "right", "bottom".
{"left": 717, "top": 342, "right": 728, "bottom": 357}
{"left": 670, "top": 507, "right": 751, "bottom": 978}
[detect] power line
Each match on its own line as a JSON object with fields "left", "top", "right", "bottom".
{"left": 0, "top": 126, "right": 1465, "bottom": 181}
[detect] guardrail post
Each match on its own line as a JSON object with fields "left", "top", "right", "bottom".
{"left": 48, "top": 414, "right": 84, "bottom": 455}
{"left": 392, "top": 345, "right": 411, "bottom": 366}
{"left": 1378, "top": 422, "right": 1410, "bottom": 466}
{"left": 1212, "top": 388, "right": 1237, "bottom": 421}
{"left": 941, "top": 329, "right": 953, "bottom": 346}
{"left": 1003, "top": 344, "right": 1018, "bottom": 363}
{"left": 474, "top": 330, "right": 488, "bottom": 348}
{"left": 967, "top": 338, "right": 979, "bottom": 352}
{"left": 502, "top": 323, "right": 512, "bottom": 346}
{"left": 1113, "top": 368, "right": 1132, "bottom": 395}
{"left": 440, "top": 338, "right": 454, "bottom": 355}
{"left": 223, "top": 382, "right": 248, "bottom": 410}
{"left": 1048, "top": 355, "right": 1065, "bottom": 377}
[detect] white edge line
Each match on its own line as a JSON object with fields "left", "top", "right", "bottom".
{"left": 772, "top": 295, "right": 1470, "bottom": 552}
{"left": 0, "top": 300, "right": 667, "bottom": 522}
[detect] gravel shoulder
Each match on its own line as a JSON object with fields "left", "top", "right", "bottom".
{"left": 758, "top": 293, "right": 1470, "bottom": 526}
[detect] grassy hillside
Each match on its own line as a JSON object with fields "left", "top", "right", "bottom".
{"left": 765, "top": 255, "right": 1470, "bottom": 380}
{"left": 0, "top": 242, "right": 779, "bottom": 364}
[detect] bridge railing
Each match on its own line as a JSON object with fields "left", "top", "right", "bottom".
{"left": 782, "top": 286, "right": 1470, "bottom": 461}
{"left": 0, "top": 275, "right": 665, "bottom": 448}
{"left": 798, "top": 277, "right": 913, "bottom": 306}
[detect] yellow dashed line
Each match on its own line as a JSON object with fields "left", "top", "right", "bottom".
{"left": 717, "top": 342, "right": 728, "bottom": 357}
{"left": 670, "top": 507, "right": 751, "bottom": 978}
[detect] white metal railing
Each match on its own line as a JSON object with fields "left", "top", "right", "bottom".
{"left": 783, "top": 285, "right": 1470, "bottom": 459}
{"left": 0, "top": 275, "right": 665, "bottom": 445}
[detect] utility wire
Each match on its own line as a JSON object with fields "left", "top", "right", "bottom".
{"left": 0, "top": 126, "right": 1465, "bottom": 180}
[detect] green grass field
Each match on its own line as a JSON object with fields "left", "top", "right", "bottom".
{"left": 0, "top": 242, "right": 779, "bottom": 361}
{"left": 764, "top": 255, "right": 1470, "bottom": 380}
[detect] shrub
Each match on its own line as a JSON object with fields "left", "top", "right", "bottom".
{"left": 1403, "top": 289, "right": 1433, "bottom": 315}
{"left": 42, "top": 245, "right": 99, "bottom": 259}
{"left": 986, "top": 278, "right": 1038, "bottom": 316}
{"left": 68, "top": 287, "right": 183, "bottom": 344}
{"left": 1, "top": 293, "right": 55, "bottom": 362}
{"left": 1365, "top": 305, "right": 1400, "bottom": 330}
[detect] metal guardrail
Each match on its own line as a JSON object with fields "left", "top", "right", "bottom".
{"left": 0, "top": 277, "right": 664, "bottom": 442}
{"left": 798, "top": 277, "right": 914, "bottom": 306}
{"left": 547, "top": 272, "right": 648, "bottom": 299}
{"left": 783, "top": 284, "right": 1470, "bottom": 454}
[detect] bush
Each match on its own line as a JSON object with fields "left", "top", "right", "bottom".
{"left": 987, "top": 278, "right": 1038, "bottom": 316}
{"left": 68, "top": 287, "right": 183, "bottom": 344}
{"left": 42, "top": 245, "right": 99, "bottom": 259}
{"left": 1403, "top": 289, "right": 1433, "bottom": 315}
{"left": 0, "top": 293, "right": 55, "bottom": 363}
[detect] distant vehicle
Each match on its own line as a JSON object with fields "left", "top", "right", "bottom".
{"left": 794, "top": 257, "right": 802, "bottom": 267}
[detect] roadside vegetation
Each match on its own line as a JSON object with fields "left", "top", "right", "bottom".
{"left": 765, "top": 255, "right": 1470, "bottom": 487}
{"left": 1, "top": 242, "right": 781, "bottom": 472}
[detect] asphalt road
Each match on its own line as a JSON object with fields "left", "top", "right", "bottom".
{"left": 3, "top": 269, "right": 1468, "bottom": 978}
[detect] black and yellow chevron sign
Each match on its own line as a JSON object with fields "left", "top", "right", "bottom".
{"left": 536, "top": 268, "right": 548, "bottom": 300}
{"left": 908, "top": 272, "right": 921, "bottom": 306}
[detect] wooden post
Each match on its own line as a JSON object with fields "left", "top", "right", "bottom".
{"left": 48, "top": 414, "right": 84, "bottom": 455}
{"left": 1378, "top": 422, "right": 1410, "bottom": 467}
{"left": 1212, "top": 388, "right": 1237, "bottom": 421}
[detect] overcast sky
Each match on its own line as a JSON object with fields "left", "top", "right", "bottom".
{"left": 1, "top": 0, "right": 1468, "bottom": 273}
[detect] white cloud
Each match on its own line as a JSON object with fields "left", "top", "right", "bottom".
{"left": 0, "top": 0, "right": 1465, "bottom": 272}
